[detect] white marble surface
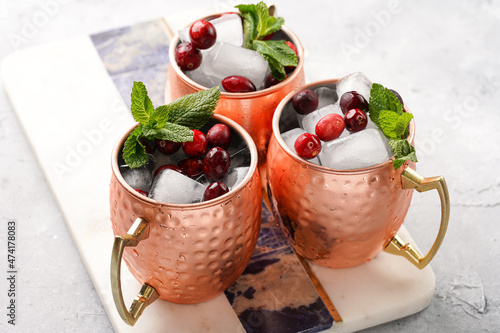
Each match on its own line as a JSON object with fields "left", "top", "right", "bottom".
{"left": 0, "top": 0, "right": 499, "bottom": 332}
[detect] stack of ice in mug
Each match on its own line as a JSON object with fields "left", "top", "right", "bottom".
{"left": 176, "top": 13, "right": 296, "bottom": 91}
{"left": 282, "top": 72, "right": 395, "bottom": 170}
{"left": 119, "top": 122, "right": 251, "bottom": 204}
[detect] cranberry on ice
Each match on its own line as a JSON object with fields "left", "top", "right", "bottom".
{"left": 207, "top": 123, "right": 232, "bottom": 149}
{"left": 292, "top": 89, "right": 318, "bottom": 115}
{"left": 222, "top": 76, "right": 256, "bottom": 93}
{"left": 203, "top": 147, "right": 231, "bottom": 180}
{"left": 182, "top": 129, "right": 207, "bottom": 157}
{"left": 175, "top": 42, "right": 202, "bottom": 71}
{"left": 189, "top": 20, "right": 217, "bottom": 50}
{"left": 315, "top": 113, "right": 345, "bottom": 141}
{"left": 203, "top": 181, "right": 229, "bottom": 201}
{"left": 294, "top": 133, "right": 321, "bottom": 159}
{"left": 344, "top": 109, "right": 368, "bottom": 133}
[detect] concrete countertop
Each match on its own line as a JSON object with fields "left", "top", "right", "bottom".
{"left": 0, "top": 0, "right": 499, "bottom": 332}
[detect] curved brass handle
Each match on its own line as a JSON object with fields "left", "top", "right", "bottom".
{"left": 384, "top": 167, "right": 450, "bottom": 270}
{"left": 110, "top": 218, "right": 159, "bottom": 326}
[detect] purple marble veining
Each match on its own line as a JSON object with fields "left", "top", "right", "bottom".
{"left": 224, "top": 203, "right": 333, "bottom": 333}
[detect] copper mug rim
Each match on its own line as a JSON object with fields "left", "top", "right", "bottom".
{"left": 168, "top": 13, "right": 305, "bottom": 99}
{"left": 271, "top": 78, "right": 416, "bottom": 174}
{"left": 111, "top": 113, "right": 259, "bottom": 209}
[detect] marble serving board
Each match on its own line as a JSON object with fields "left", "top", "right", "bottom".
{"left": 1, "top": 10, "right": 436, "bottom": 333}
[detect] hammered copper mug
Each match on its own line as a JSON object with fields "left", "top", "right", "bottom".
{"left": 266, "top": 79, "right": 450, "bottom": 269}
{"left": 109, "top": 114, "right": 262, "bottom": 326}
{"left": 165, "top": 13, "right": 306, "bottom": 162}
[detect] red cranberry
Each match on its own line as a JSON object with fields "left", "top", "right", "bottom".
{"left": 134, "top": 189, "right": 149, "bottom": 196}
{"left": 339, "top": 91, "right": 368, "bottom": 115}
{"left": 189, "top": 20, "right": 217, "bottom": 50}
{"left": 315, "top": 113, "right": 345, "bottom": 141}
{"left": 203, "top": 147, "right": 231, "bottom": 180}
{"left": 345, "top": 109, "right": 368, "bottom": 133}
{"left": 178, "top": 157, "right": 203, "bottom": 178}
{"left": 182, "top": 130, "right": 207, "bottom": 157}
{"left": 154, "top": 164, "right": 185, "bottom": 178}
{"left": 292, "top": 89, "right": 318, "bottom": 115}
{"left": 294, "top": 133, "right": 321, "bottom": 159}
{"left": 207, "top": 123, "right": 232, "bottom": 149}
{"left": 203, "top": 181, "right": 229, "bottom": 201}
{"left": 265, "top": 73, "right": 286, "bottom": 88}
{"left": 285, "top": 41, "right": 298, "bottom": 73}
{"left": 389, "top": 89, "right": 404, "bottom": 106}
{"left": 155, "top": 139, "right": 181, "bottom": 155}
{"left": 175, "top": 42, "right": 202, "bottom": 71}
{"left": 222, "top": 75, "right": 256, "bottom": 93}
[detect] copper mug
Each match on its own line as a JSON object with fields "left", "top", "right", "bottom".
{"left": 165, "top": 13, "right": 306, "bottom": 162}
{"left": 109, "top": 114, "right": 262, "bottom": 326}
{"left": 266, "top": 79, "right": 450, "bottom": 269}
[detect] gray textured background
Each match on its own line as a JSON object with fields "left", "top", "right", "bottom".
{"left": 1, "top": 0, "right": 499, "bottom": 332}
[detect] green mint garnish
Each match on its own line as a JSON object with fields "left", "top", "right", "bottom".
{"left": 368, "top": 83, "right": 403, "bottom": 127}
{"left": 123, "top": 82, "right": 220, "bottom": 168}
{"left": 236, "top": 2, "right": 298, "bottom": 81}
{"left": 369, "top": 83, "right": 417, "bottom": 170}
{"left": 389, "top": 139, "right": 418, "bottom": 170}
{"left": 123, "top": 125, "right": 148, "bottom": 169}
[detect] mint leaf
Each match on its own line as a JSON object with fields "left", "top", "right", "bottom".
{"left": 253, "top": 40, "right": 297, "bottom": 81}
{"left": 369, "top": 82, "right": 416, "bottom": 170}
{"left": 236, "top": 4, "right": 258, "bottom": 48}
{"left": 166, "top": 86, "right": 220, "bottom": 129}
{"left": 237, "top": 2, "right": 297, "bottom": 79}
{"left": 122, "top": 83, "right": 220, "bottom": 169}
{"left": 130, "top": 81, "right": 154, "bottom": 124}
{"left": 151, "top": 105, "right": 169, "bottom": 127}
{"left": 369, "top": 83, "right": 403, "bottom": 127}
{"left": 237, "top": 2, "right": 284, "bottom": 46}
{"left": 253, "top": 40, "right": 298, "bottom": 67}
{"left": 143, "top": 123, "right": 194, "bottom": 142}
{"left": 394, "top": 112, "right": 413, "bottom": 138}
{"left": 122, "top": 126, "right": 148, "bottom": 168}
{"left": 378, "top": 110, "right": 400, "bottom": 139}
{"left": 389, "top": 139, "right": 418, "bottom": 169}
{"left": 264, "top": 56, "right": 286, "bottom": 81}
{"left": 379, "top": 111, "right": 414, "bottom": 140}
{"left": 254, "top": 2, "right": 284, "bottom": 39}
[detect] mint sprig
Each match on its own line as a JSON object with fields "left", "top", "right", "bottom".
{"left": 123, "top": 82, "right": 220, "bottom": 168}
{"left": 389, "top": 139, "right": 418, "bottom": 170}
{"left": 236, "top": 2, "right": 298, "bottom": 81}
{"left": 122, "top": 125, "right": 148, "bottom": 169}
{"left": 369, "top": 83, "right": 417, "bottom": 169}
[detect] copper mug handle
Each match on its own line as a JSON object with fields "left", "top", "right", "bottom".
{"left": 110, "top": 218, "right": 159, "bottom": 326}
{"left": 384, "top": 167, "right": 450, "bottom": 269}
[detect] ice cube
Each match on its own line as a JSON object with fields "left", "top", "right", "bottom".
{"left": 203, "top": 42, "right": 269, "bottom": 90}
{"left": 210, "top": 14, "right": 244, "bottom": 47}
{"left": 315, "top": 86, "right": 338, "bottom": 109}
{"left": 301, "top": 103, "right": 346, "bottom": 139}
{"left": 120, "top": 165, "right": 153, "bottom": 193}
{"left": 224, "top": 167, "right": 250, "bottom": 190}
{"left": 152, "top": 148, "right": 185, "bottom": 175}
{"left": 149, "top": 169, "right": 206, "bottom": 204}
{"left": 227, "top": 146, "right": 251, "bottom": 169}
{"left": 185, "top": 61, "right": 221, "bottom": 88}
{"left": 177, "top": 14, "right": 243, "bottom": 47}
{"left": 318, "top": 128, "right": 392, "bottom": 170}
{"left": 336, "top": 72, "right": 372, "bottom": 102}
{"left": 280, "top": 128, "right": 320, "bottom": 164}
